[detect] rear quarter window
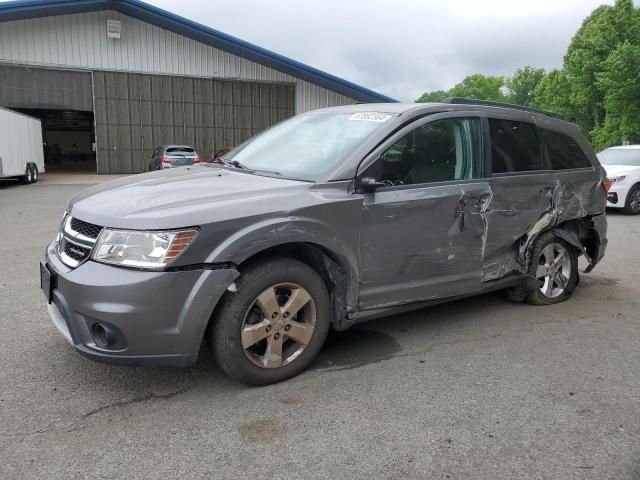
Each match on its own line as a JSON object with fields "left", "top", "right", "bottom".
{"left": 541, "top": 129, "right": 592, "bottom": 169}
{"left": 489, "top": 119, "right": 542, "bottom": 174}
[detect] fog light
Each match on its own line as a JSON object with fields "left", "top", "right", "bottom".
{"left": 92, "top": 323, "right": 116, "bottom": 348}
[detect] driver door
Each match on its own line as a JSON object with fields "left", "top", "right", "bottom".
{"left": 356, "top": 113, "right": 491, "bottom": 310}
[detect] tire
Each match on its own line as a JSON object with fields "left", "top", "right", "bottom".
{"left": 20, "top": 164, "right": 33, "bottom": 185}
{"left": 525, "top": 232, "right": 578, "bottom": 305}
{"left": 31, "top": 164, "right": 39, "bottom": 183}
{"left": 622, "top": 184, "right": 640, "bottom": 215}
{"left": 210, "top": 257, "right": 331, "bottom": 385}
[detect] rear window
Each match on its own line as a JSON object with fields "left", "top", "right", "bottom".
{"left": 489, "top": 119, "right": 542, "bottom": 174}
{"left": 540, "top": 129, "right": 592, "bottom": 169}
{"left": 166, "top": 147, "right": 195, "bottom": 154}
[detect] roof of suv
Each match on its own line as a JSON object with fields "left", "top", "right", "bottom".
{"left": 318, "top": 101, "right": 574, "bottom": 130}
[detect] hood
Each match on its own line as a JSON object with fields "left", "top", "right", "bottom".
{"left": 68, "top": 166, "right": 311, "bottom": 229}
{"left": 604, "top": 164, "right": 640, "bottom": 177}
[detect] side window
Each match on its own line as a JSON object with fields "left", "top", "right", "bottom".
{"left": 541, "top": 129, "right": 592, "bottom": 169}
{"left": 364, "top": 117, "right": 481, "bottom": 186}
{"left": 489, "top": 119, "right": 542, "bottom": 174}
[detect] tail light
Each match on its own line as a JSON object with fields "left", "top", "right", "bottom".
{"left": 602, "top": 179, "right": 612, "bottom": 193}
{"left": 161, "top": 155, "right": 171, "bottom": 164}
{"left": 193, "top": 156, "right": 201, "bottom": 164}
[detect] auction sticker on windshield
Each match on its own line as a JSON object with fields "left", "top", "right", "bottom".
{"left": 348, "top": 112, "right": 393, "bottom": 122}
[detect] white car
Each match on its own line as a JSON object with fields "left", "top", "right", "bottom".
{"left": 598, "top": 145, "right": 640, "bottom": 215}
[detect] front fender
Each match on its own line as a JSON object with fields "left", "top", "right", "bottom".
{"left": 205, "top": 216, "right": 360, "bottom": 286}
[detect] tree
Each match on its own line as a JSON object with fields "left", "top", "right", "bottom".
{"left": 531, "top": 69, "right": 575, "bottom": 118}
{"left": 593, "top": 41, "right": 640, "bottom": 148}
{"left": 506, "top": 66, "right": 546, "bottom": 106}
{"left": 448, "top": 74, "right": 506, "bottom": 102}
{"left": 564, "top": 0, "right": 640, "bottom": 133}
{"left": 416, "top": 90, "right": 449, "bottom": 103}
{"left": 416, "top": 75, "right": 506, "bottom": 103}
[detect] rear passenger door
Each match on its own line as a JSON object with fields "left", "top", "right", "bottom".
{"left": 482, "top": 117, "right": 554, "bottom": 280}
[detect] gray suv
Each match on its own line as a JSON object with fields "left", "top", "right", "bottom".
{"left": 40, "top": 99, "right": 608, "bottom": 385}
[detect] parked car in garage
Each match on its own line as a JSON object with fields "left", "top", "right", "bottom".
{"left": 598, "top": 145, "right": 640, "bottom": 215}
{"left": 41, "top": 99, "right": 608, "bottom": 385}
{"left": 208, "top": 146, "right": 234, "bottom": 164}
{"left": 149, "top": 145, "right": 200, "bottom": 170}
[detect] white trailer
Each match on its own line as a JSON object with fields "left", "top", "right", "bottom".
{"left": 0, "top": 107, "right": 45, "bottom": 184}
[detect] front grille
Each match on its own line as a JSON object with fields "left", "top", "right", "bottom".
{"left": 57, "top": 215, "right": 103, "bottom": 268}
{"left": 70, "top": 218, "right": 102, "bottom": 239}
{"left": 63, "top": 241, "right": 91, "bottom": 262}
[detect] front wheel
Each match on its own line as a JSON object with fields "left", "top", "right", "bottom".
{"left": 622, "top": 185, "right": 640, "bottom": 215}
{"left": 210, "top": 257, "right": 331, "bottom": 385}
{"left": 525, "top": 232, "right": 578, "bottom": 305}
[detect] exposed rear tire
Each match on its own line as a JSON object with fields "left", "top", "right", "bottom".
{"left": 31, "top": 164, "right": 39, "bottom": 183}
{"left": 622, "top": 185, "right": 640, "bottom": 215}
{"left": 210, "top": 257, "right": 331, "bottom": 385}
{"left": 525, "top": 232, "right": 578, "bottom": 305}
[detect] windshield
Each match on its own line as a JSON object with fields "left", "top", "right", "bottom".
{"left": 222, "top": 111, "right": 395, "bottom": 180}
{"left": 598, "top": 148, "right": 640, "bottom": 166}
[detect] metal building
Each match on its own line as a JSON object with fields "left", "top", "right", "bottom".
{"left": 0, "top": 0, "right": 395, "bottom": 174}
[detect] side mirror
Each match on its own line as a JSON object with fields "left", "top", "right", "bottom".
{"left": 357, "top": 177, "right": 386, "bottom": 193}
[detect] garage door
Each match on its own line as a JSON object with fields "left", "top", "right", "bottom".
{"left": 93, "top": 71, "right": 295, "bottom": 174}
{"left": 0, "top": 65, "right": 92, "bottom": 111}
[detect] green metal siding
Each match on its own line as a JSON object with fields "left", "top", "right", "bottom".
{"left": 93, "top": 71, "right": 295, "bottom": 174}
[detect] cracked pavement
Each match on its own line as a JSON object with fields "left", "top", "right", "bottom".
{"left": 1, "top": 175, "right": 639, "bottom": 479}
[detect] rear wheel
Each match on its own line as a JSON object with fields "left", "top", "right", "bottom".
{"left": 525, "top": 232, "right": 578, "bottom": 305}
{"left": 31, "top": 164, "right": 39, "bottom": 183}
{"left": 210, "top": 257, "right": 331, "bottom": 385}
{"left": 622, "top": 185, "right": 640, "bottom": 215}
{"left": 20, "top": 164, "right": 33, "bottom": 185}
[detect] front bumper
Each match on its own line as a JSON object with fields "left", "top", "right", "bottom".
{"left": 606, "top": 184, "right": 630, "bottom": 208}
{"left": 44, "top": 241, "right": 238, "bottom": 367}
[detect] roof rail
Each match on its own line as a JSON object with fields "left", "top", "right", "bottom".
{"left": 442, "top": 97, "right": 565, "bottom": 120}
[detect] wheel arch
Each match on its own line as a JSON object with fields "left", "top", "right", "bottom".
{"left": 549, "top": 216, "right": 605, "bottom": 272}
{"left": 235, "top": 242, "right": 357, "bottom": 331}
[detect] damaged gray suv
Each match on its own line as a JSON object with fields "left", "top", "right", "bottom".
{"left": 41, "top": 98, "right": 608, "bottom": 385}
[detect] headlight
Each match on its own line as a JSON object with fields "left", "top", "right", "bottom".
{"left": 92, "top": 228, "right": 198, "bottom": 270}
{"left": 608, "top": 175, "right": 626, "bottom": 183}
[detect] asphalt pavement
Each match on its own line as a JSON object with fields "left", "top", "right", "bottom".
{"left": 1, "top": 173, "right": 638, "bottom": 479}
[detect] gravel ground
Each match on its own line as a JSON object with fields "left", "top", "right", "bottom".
{"left": 1, "top": 174, "right": 639, "bottom": 479}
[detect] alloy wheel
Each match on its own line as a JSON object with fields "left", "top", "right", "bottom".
{"left": 535, "top": 243, "right": 572, "bottom": 299}
{"left": 241, "top": 283, "right": 316, "bottom": 369}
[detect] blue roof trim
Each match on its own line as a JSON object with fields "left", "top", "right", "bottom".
{"left": 0, "top": 0, "right": 397, "bottom": 103}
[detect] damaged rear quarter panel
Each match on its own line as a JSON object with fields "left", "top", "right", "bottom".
{"left": 483, "top": 168, "right": 607, "bottom": 281}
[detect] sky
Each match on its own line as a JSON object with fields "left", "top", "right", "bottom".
{"left": 145, "top": 0, "right": 626, "bottom": 101}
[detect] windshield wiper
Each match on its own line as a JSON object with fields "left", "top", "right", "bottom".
{"left": 222, "top": 158, "right": 246, "bottom": 169}
{"left": 221, "top": 158, "right": 282, "bottom": 176}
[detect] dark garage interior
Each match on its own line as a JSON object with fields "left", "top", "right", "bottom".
{"left": 11, "top": 108, "right": 97, "bottom": 172}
